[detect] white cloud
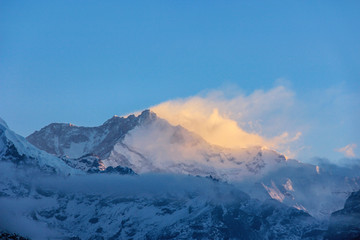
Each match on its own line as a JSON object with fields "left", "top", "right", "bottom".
{"left": 336, "top": 143, "right": 357, "bottom": 158}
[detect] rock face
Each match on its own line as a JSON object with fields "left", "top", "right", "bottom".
{"left": 0, "top": 231, "right": 30, "bottom": 240}
{"left": 325, "top": 190, "right": 360, "bottom": 240}
{"left": 27, "top": 110, "right": 156, "bottom": 159}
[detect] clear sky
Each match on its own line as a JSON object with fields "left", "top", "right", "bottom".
{"left": 0, "top": 1, "right": 359, "bottom": 161}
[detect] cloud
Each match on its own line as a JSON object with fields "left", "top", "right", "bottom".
{"left": 151, "top": 86, "right": 302, "bottom": 156}
{"left": 0, "top": 198, "right": 61, "bottom": 239}
{"left": 336, "top": 143, "right": 357, "bottom": 157}
{"left": 0, "top": 161, "right": 250, "bottom": 239}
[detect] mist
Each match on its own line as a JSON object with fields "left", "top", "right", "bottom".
{"left": 0, "top": 161, "right": 251, "bottom": 239}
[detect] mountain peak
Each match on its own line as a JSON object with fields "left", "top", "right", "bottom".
{"left": 27, "top": 109, "right": 159, "bottom": 159}
{"left": 101, "top": 110, "right": 157, "bottom": 127}
{"left": 137, "top": 109, "right": 157, "bottom": 124}
{"left": 0, "top": 116, "right": 75, "bottom": 174}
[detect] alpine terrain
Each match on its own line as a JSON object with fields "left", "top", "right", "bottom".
{"left": 0, "top": 111, "right": 359, "bottom": 239}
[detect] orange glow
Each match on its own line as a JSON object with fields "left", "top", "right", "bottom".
{"left": 151, "top": 91, "right": 301, "bottom": 154}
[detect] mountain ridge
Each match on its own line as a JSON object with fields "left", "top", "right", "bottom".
{"left": 26, "top": 110, "right": 287, "bottom": 179}
{"left": 0, "top": 117, "right": 77, "bottom": 175}
{"left": 1, "top": 114, "right": 360, "bottom": 239}
{"left": 23, "top": 110, "right": 360, "bottom": 219}
{"left": 26, "top": 110, "right": 156, "bottom": 159}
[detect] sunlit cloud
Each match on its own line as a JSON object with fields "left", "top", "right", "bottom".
{"left": 336, "top": 143, "right": 357, "bottom": 158}
{"left": 151, "top": 86, "right": 302, "bottom": 156}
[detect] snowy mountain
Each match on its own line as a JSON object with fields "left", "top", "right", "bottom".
{"left": 1, "top": 112, "right": 359, "bottom": 239}
{"left": 236, "top": 159, "right": 360, "bottom": 219}
{"left": 26, "top": 110, "right": 360, "bottom": 219}
{"left": 26, "top": 110, "right": 154, "bottom": 159}
{"left": 0, "top": 117, "right": 327, "bottom": 239}
{"left": 325, "top": 189, "right": 360, "bottom": 240}
{"left": 0, "top": 165, "right": 325, "bottom": 239}
{"left": 27, "top": 110, "right": 286, "bottom": 178}
{"left": 0, "top": 117, "right": 76, "bottom": 175}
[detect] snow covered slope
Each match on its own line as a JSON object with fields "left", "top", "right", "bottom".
{"left": 1, "top": 114, "right": 359, "bottom": 239}
{"left": 26, "top": 111, "right": 360, "bottom": 220}
{"left": 27, "top": 110, "right": 286, "bottom": 179}
{"left": 236, "top": 159, "right": 360, "bottom": 219}
{"left": 0, "top": 171, "right": 325, "bottom": 240}
{"left": 0, "top": 117, "right": 76, "bottom": 175}
{"left": 104, "top": 111, "right": 286, "bottom": 180}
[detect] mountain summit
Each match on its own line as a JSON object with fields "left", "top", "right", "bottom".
{"left": 24, "top": 110, "right": 360, "bottom": 219}
{"left": 1, "top": 113, "right": 360, "bottom": 239}
{"left": 27, "top": 110, "right": 157, "bottom": 159}
{"left": 26, "top": 110, "right": 286, "bottom": 180}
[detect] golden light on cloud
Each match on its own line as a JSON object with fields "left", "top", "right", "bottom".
{"left": 151, "top": 86, "right": 302, "bottom": 155}
{"left": 152, "top": 104, "right": 266, "bottom": 149}
{"left": 336, "top": 143, "right": 357, "bottom": 158}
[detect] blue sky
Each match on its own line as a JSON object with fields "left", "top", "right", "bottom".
{"left": 0, "top": 1, "right": 359, "bottom": 161}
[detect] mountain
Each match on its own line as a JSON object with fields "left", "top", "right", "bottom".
{"left": 26, "top": 111, "right": 155, "bottom": 159}
{"left": 26, "top": 110, "right": 360, "bottom": 219}
{"left": 0, "top": 117, "right": 80, "bottom": 204}
{"left": 0, "top": 118, "right": 325, "bottom": 239}
{"left": 0, "top": 166, "right": 325, "bottom": 240}
{"left": 237, "top": 159, "right": 360, "bottom": 219}
{"left": 325, "top": 189, "right": 360, "bottom": 240}
{"left": 27, "top": 110, "right": 286, "bottom": 179}
{"left": 1, "top": 114, "right": 359, "bottom": 239}
{"left": 0, "top": 117, "right": 75, "bottom": 175}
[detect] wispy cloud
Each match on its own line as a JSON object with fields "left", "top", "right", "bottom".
{"left": 151, "top": 86, "right": 302, "bottom": 156}
{"left": 336, "top": 143, "right": 357, "bottom": 158}
{"left": 145, "top": 82, "right": 359, "bottom": 161}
